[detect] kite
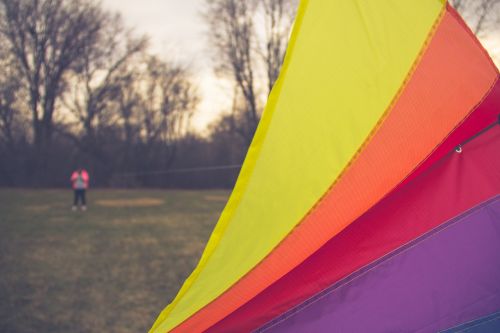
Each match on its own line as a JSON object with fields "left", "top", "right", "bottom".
{"left": 151, "top": 0, "right": 500, "bottom": 332}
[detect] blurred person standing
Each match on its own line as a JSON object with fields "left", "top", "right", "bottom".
{"left": 71, "top": 168, "right": 89, "bottom": 211}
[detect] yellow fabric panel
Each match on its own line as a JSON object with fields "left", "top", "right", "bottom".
{"left": 151, "top": 0, "right": 445, "bottom": 331}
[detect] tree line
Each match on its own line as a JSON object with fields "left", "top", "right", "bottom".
{"left": 0, "top": 0, "right": 497, "bottom": 188}
{"left": 0, "top": 0, "right": 297, "bottom": 188}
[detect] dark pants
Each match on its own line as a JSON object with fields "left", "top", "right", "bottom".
{"left": 73, "top": 189, "right": 86, "bottom": 206}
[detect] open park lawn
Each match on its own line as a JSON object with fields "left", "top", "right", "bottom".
{"left": 0, "top": 189, "right": 229, "bottom": 333}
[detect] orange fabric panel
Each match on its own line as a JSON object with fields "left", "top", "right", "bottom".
{"left": 172, "top": 7, "right": 499, "bottom": 333}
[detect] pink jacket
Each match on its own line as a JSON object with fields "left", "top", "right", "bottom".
{"left": 71, "top": 170, "right": 89, "bottom": 189}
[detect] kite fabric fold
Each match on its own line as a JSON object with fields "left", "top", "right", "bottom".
{"left": 208, "top": 96, "right": 500, "bottom": 333}
{"left": 150, "top": 0, "right": 499, "bottom": 332}
{"left": 260, "top": 195, "right": 500, "bottom": 333}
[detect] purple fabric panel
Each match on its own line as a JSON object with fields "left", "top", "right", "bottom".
{"left": 261, "top": 197, "right": 500, "bottom": 333}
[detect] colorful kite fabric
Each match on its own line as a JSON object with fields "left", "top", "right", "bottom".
{"left": 151, "top": 0, "right": 499, "bottom": 332}
{"left": 260, "top": 195, "right": 500, "bottom": 333}
{"left": 208, "top": 103, "right": 500, "bottom": 333}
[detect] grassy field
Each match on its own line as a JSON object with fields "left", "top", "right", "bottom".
{"left": 0, "top": 189, "right": 229, "bottom": 333}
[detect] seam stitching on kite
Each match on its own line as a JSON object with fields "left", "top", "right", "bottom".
{"left": 249, "top": 4, "right": 499, "bottom": 332}
{"left": 259, "top": 116, "right": 500, "bottom": 332}
{"left": 258, "top": 195, "right": 500, "bottom": 332}
{"left": 386, "top": 73, "right": 498, "bottom": 200}
{"left": 438, "top": 311, "right": 500, "bottom": 333}
{"left": 251, "top": 2, "right": 451, "bottom": 330}
{"left": 152, "top": 0, "right": 312, "bottom": 332}
{"left": 176, "top": 2, "right": 449, "bottom": 332}
{"left": 415, "top": 293, "right": 500, "bottom": 332}
{"left": 256, "top": 78, "right": 500, "bottom": 332}
{"left": 447, "top": 3, "right": 499, "bottom": 75}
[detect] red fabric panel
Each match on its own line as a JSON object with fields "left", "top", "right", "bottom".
{"left": 176, "top": 7, "right": 499, "bottom": 331}
{"left": 396, "top": 5, "right": 500, "bottom": 188}
{"left": 398, "top": 77, "right": 500, "bottom": 189}
{"left": 207, "top": 115, "right": 500, "bottom": 332}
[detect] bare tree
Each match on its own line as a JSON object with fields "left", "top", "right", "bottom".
{"left": 0, "top": 53, "right": 23, "bottom": 151}
{"left": 204, "top": 0, "right": 260, "bottom": 142}
{"left": 260, "top": 0, "right": 297, "bottom": 93}
{"left": 136, "top": 55, "right": 199, "bottom": 171}
{"left": 0, "top": 0, "right": 107, "bottom": 154}
{"left": 61, "top": 14, "right": 148, "bottom": 161}
{"left": 450, "top": 0, "right": 500, "bottom": 36}
{"left": 204, "top": 0, "right": 297, "bottom": 143}
{"left": 0, "top": 0, "right": 201, "bottom": 187}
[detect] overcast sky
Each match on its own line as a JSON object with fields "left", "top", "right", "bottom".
{"left": 101, "top": 0, "right": 500, "bottom": 133}
{"left": 101, "top": 0, "right": 232, "bottom": 133}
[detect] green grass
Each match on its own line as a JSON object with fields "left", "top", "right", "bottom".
{"left": 0, "top": 189, "right": 229, "bottom": 333}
